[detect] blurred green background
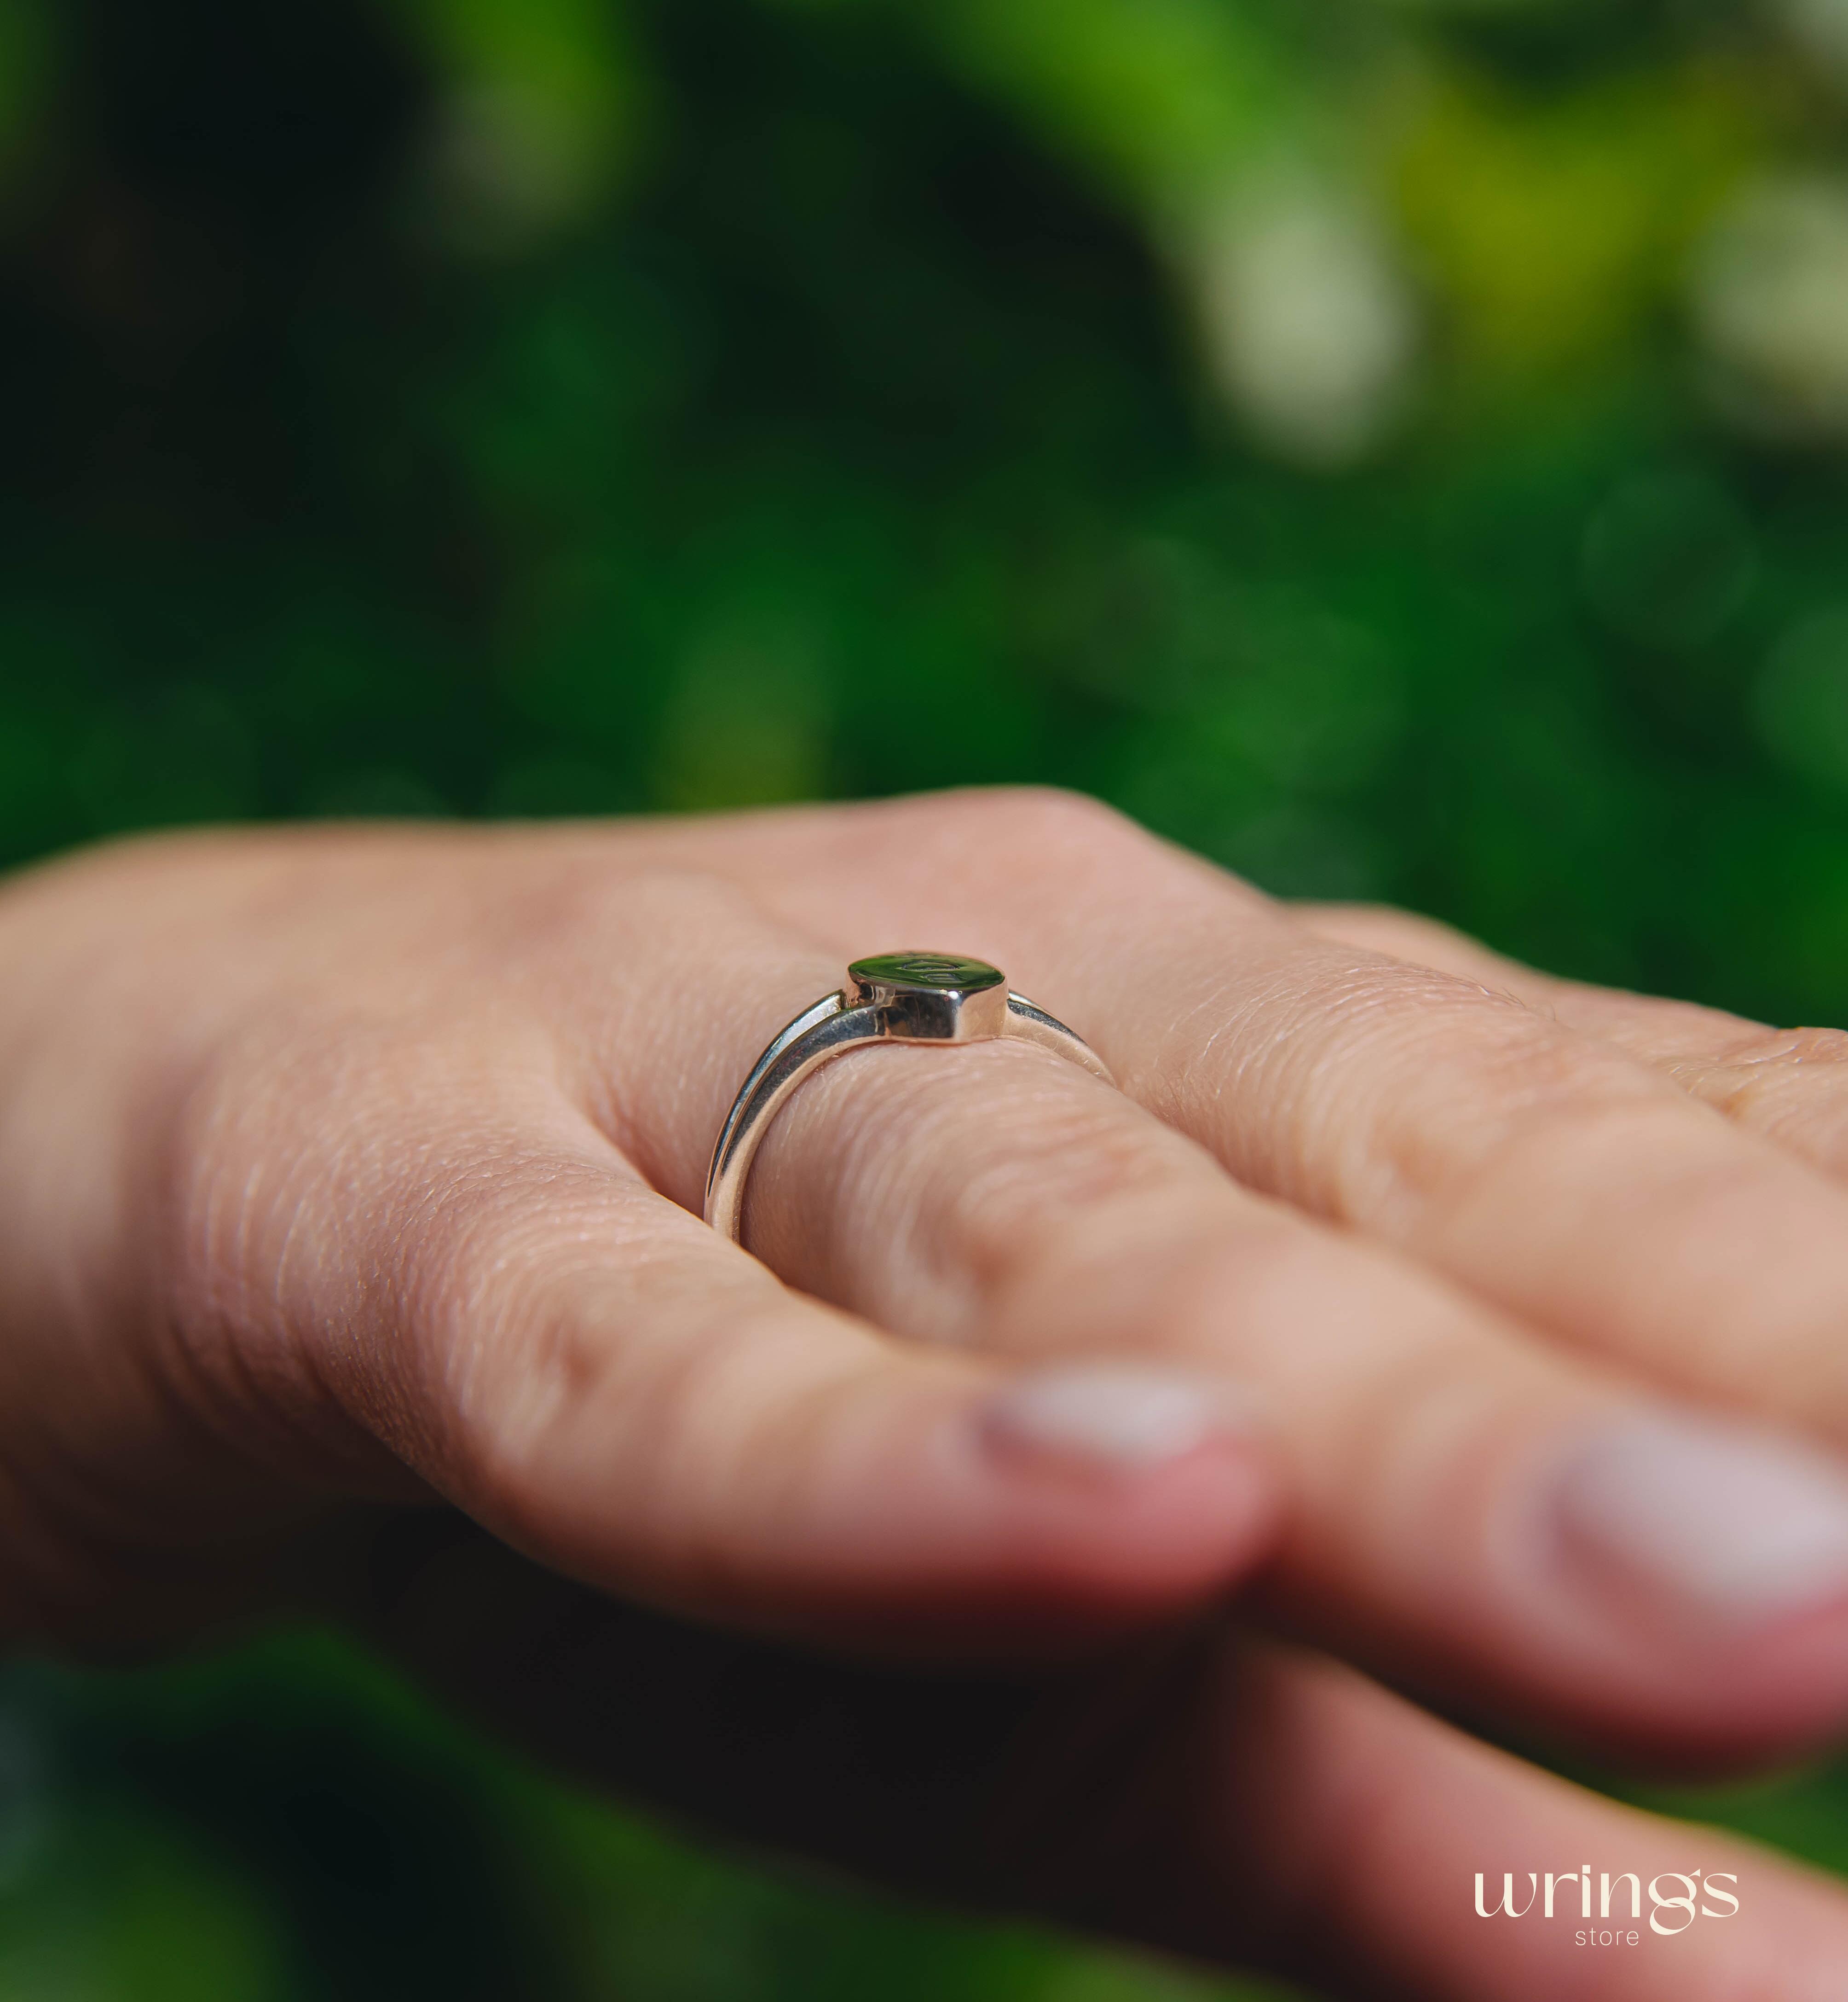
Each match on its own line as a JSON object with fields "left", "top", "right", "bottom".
{"left": 8, "top": 0, "right": 1848, "bottom": 1994}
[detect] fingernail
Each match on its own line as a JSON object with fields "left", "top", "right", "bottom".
{"left": 1553, "top": 1412, "right": 1848, "bottom": 1621}
{"left": 979, "top": 1363, "right": 1259, "bottom": 1476}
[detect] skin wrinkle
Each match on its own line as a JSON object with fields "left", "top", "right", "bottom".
{"left": 987, "top": 1196, "right": 1293, "bottom": 1371}
{"left": 942, "top": 1108, "right": 1178, "bottom": 1300}
{"left": 1345, "top": 1014, "right": 1681, "bottom": 1242}
{"left": 743, "top": 982, "right": 1769, "bottom": 1733}
{"left": 206, "top": 1093, "right": 394, "bottom": 1445}
{"left": 494, "top": 1292, "right": 881, "bottom": 1601}
{"left": 1306, "top": 902, "right": 1848, "bottom": 1188}
{"left": 164, "top": 993, "right": 614, "bottom": 1498}
{"left": 755, "top": 1038, "right": 1198, "bottom": 1343}
{"left": 1146, "top": 951, "right": 1534, "bottom": 1227}
{"left": 795, "top": 1045, "right": 1617, "bottom": 1675}
{"left": 24, "top": 798, "right": 1848, "bottom": 1991}
{"left": 1670, "top": 1029, "right": 1848, "bottom": 1146}
{"left": 694, "top": 803, "right": 1795, "bottom": 1290}
{"left": 1714, "top": 1024, "right": 1848, "bottom": 1069}
{"left": 148, "top": 1051, "right": 364, "bottom": 1487}
{"left": 604, "top": 805, "right": 1848, "bottom": 1732}
{"left": 1238, "top": 963, "right": 1397, "bottom": 1208}
{"left": 401, "top": 1147, "right": 640, "bottom": 1469}
{"left": 462, "top": 1273, "right": 671, "bottom": 1541}
{"left": 902, "top": 1069, "right": 1149, "bottom": 1293}
{"left": 437, "top": 1177, "right": 667, "bottom": 1466}
{"left": 422, "top": 1150, "right": 967, "bottom": 1605}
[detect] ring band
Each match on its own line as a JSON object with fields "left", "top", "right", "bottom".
{"left": 704, "top": 951, "right": 1115, "bottom": 1243}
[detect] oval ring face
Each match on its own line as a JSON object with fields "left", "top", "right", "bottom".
{"left": 847, "top": 950, "right": 1005, "bottom": 992}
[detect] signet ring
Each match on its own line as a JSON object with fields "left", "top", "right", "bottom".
{"left": 704, "top": 951, "right": 1114, "bottom": 1243}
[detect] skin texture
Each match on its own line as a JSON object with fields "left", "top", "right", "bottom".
{"left": 7, "top": 786, "right": 1848, "bottom": 1996}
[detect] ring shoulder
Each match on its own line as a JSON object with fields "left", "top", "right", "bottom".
{"left": 703, "top": 996, "right": 881, "bottom": 1232}
{"left": 706, "top": 980, "right": 1116, "bottom": 1243}
{"left": 1004, "top": 992, "right": 1115, "bottom": 1085}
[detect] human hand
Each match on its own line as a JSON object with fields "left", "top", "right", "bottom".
{"left": 7, "top": 787, "right": 1848, "bottom": 1996}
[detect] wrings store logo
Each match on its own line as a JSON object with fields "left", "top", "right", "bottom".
{"left": 1475, "top": 1867, "right": 1739, "bottom": 1942}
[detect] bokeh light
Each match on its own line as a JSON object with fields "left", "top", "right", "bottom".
{"left": 5, "top": 0, "right": 1848, "bottom": 1996}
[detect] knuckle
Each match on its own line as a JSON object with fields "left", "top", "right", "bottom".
{"left": 497, "top": 856, "right": 767, "bottom": 963}
{"left": 961, "top": 1150, "right": 1188, "bottom": 1305}
{"left": 806, "top": 1040, "right": 1195, "bottom": 1300}
{"left": 1317, "top": 903, "right": 1478, "bottom": 964}
{"left": 1290, "top": 963, "right": 1651, "bottom": 1214}
{"left": 422, "top": 1165, "right": 636, "bottom": 1424}
{"left": 458, "top": 1233, "right": 795, "bottom": 1547}
{"left": 1444, "top": 1004, "right": 1628, "bottom": 1109}
{"left": 1729, "top": 1022, "right": 1848, "bottom": 1070}
{"left": 370, "top": 1133, "right": 644, "bottom": 1462}
{"left": 1270, "top": 958, "right": 1523, "bottom": 1119}
{"left": 935, "top": 784, "right": 1148, "bottom": 861}
{"left": 1678, "top": 1021, "right": 1848, "bottom": 1136}
{"left": 418, "top": 1169, "right": 746, "bottom": 1478}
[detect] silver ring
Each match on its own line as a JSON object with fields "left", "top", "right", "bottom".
{"left": 704, "top": 950, "right": 1115, "bottom": 1243}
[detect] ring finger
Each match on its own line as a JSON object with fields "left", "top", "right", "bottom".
{"left": 543, "top": 864, "right": 1848, "bottom": 1764}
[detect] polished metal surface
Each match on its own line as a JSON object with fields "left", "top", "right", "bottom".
{"left": 704, "top": 951, "right": 1115, "bottom": 1242}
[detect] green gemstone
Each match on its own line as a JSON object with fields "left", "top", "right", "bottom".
{"left": 848, "top": 951, "right": 1005, "bottom": 992}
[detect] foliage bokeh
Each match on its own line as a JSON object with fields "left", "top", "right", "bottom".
{"left": 7, "top": 0, "right": 1848, "bottom": 1994}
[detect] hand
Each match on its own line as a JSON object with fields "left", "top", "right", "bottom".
{"left": 5, "top": 786, "right": 1848, "bottom": 1998}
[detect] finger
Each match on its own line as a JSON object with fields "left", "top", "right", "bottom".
{"left": 655, "top": 790, "right": 1848, "bottom": 1459}
{"left": 145, "top": 1004, "right": 1277, "bottom": 1655}
{"left": 356, "top": 1532, "right": 1848, "bottom": 2002}
{"left": 1303, "top": 900, "right": 1848, "bottom": 1179}
{"left": 534, "top": 872, "right": 1848, "bottom": 1761}
{"left": 1198, "top": 1644, "right": 1848, "bottom": 2002}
